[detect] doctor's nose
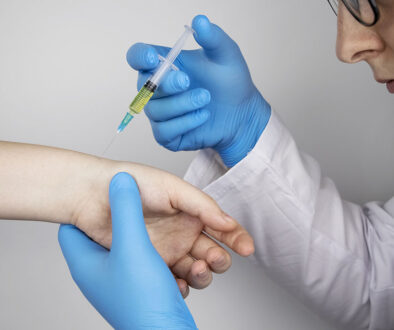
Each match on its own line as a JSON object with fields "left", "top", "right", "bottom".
{"left": 336, "top": 3, "right": 384, "bottom": 64}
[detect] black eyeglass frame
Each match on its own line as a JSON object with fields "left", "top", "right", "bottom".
{"left": 327, "top": 0, "right": 380, "bottom": 27}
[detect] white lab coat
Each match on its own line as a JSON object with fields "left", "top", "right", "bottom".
{"left": 184, "top": 111, "right": 394, "bottom": 330}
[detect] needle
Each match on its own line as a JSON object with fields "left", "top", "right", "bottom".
{"left": 101, "top": 132, "right": 119, "bottom": 157}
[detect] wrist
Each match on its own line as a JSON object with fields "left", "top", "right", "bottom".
{"left": 217, "top": 90, "right": 271, "bottom": 167}
{"left": 69, "top": 155, "right": 116, "bottom": 226}
{"left": 71, "top": 158, "right": 151, "bottom": 227}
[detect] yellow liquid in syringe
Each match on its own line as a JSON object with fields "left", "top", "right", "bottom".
{"left": 117, "top": 82, "right": 156, "bottom": 133}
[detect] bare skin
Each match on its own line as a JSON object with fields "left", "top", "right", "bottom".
{"left": 0, "top": 142, "right": 254, "bottom": 297}
{"left": 336, "top": 0, "right": 394, "bottom": 93}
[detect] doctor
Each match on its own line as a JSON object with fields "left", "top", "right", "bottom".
{"left": 124, "top": 2, "right": 394, "bottom": 329}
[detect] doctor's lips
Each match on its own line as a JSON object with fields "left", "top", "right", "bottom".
{"left": 376, "top": 79, "right": 394, "bottom": 94}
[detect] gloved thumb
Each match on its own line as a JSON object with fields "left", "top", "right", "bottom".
{"left": 192, "top": 15, "right": 240, "bottom": 63}
{"left": 109, "top": 172, "right": 154, "bottom": 259}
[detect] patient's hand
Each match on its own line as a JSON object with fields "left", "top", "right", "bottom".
{"left": 71, "top": 160, "right": 254, "bottom": 296}
{"left": 0, "top": 142, "right": 253, "bottom": 295}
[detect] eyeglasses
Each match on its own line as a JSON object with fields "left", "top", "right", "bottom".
{"left": 327, "top": 0, "right": 380, "bottom": 26}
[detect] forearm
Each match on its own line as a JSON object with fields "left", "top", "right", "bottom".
{"left": 0, "top": 141, "right": 108, "bottom": 224}
{"left": 0, "top": 141, "right": 192, "bottom": 237}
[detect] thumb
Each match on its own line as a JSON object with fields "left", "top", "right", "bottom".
{"left": 192, "top": 15, "right": 240, "bottom": 63}
{"left": 109, "top": 172, "right": 154, "bottom": 259}
{"left": 168, "top": 175, "right": 238, "bottom": 232}
{"left": 58, "top": 224, "right": 106, "bottom": 278}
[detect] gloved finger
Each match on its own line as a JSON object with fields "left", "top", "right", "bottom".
{"left": 172, "top": 255, "right": 213, "bottom": 289}
{"left": 167, "top": 182, "right": 238, "bottom": 233}
{"left": 145, "top": 88, "right": 211, "bottom": 122}
{"left": 58, "top": 224, "right": 106, "bottom": 276}
{"left": 192, "top": 15, "right": 241, "bottom": 63}
{"left": 137, "top": 70, "right": 190, "bottom": 99}
{"left": 109, "top": 172, "right": 156, "bottom": 259}
{"left": 126, "top": 43, "right": 160, "bottom": 71}
{"left": 175, "top": 129, "right": 206, "bottom": 151}
{"left": 128, "top": 43, "right": 189, "bottom": 99}
{"left": 127, "top": 43, "right": 173, "bottom": 72}
{"left": 151, "top": 109, "right": 210, "bottom": 144}
{"left": 204, "top": 224, "right": 255, "bottom": 257}
{"left": 175, "top": 278, "right": 190, "bottom": 299}
{"left": 189, "top": 233, "right": 232, "bottom": 274}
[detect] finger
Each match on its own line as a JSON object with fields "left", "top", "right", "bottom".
{"left": 58, "top": 224, "right": 106, "bottom": 275}
{"left": 151, "top": 108, "right": 210, "bottom": 143}
{"left": 174, "top": 128, "right": 207, "bottom": 151}
{"left": 126, "top": 43, "right": 160, "bottom": 71}
{"left": 109, "top": 172, "right": 155, "bottom": 259}
{"left": 167, "top": 181, "right": 238, "bottom": 232}
{"left": 171, "top": 255, "right": 213, "bottom": 289}
{"left": 192, "top": 15, "right": 240, "bottom": 62}
{"left": 137, "top": 70, "right": 190, "bottom": 99}
{"left": 190, "top": 233, "right": 231, "bottom": 274}
{"left": 145, "top": 88, "right": 211, "bottom": 122}
{"left": 204, "top": 224, "right": 255, "bottom": 257}
{"left": 127, "top": 43, "right": 173, "bottom": 72}
{"left": 175, "top": 278, "right": 190, "bottom": 299}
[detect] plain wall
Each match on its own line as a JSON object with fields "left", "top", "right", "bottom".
{"left": 0, "top": 0, "right": 393, "bottom": 329}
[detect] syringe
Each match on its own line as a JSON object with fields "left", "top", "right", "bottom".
{"left": 117, "top": 25, "right": 194, "bottom": 133}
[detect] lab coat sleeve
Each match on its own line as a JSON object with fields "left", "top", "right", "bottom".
{"left": 184, "top": 110, "right": 394, "bottom": 330}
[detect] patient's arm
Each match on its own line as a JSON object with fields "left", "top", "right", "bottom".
{"left": 0, "top": 141, "right": 104, "bottom": 223}
{"left": 0, "top": 141, "right": 254, "bottom": 294}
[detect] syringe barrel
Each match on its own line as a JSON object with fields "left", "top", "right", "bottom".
{"left": 149, "top": 25, "right": 194, "bottom": 86}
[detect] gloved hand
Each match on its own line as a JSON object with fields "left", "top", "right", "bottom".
{"left": 127, "top": 15, "right": 271, "bottom": 167}
{"left": 59, "top": 172, "right": 197, "bottom": 330}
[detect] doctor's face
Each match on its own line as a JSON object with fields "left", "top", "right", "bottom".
{"left": 336, "top": 0, "right": 394, "bottom": 93}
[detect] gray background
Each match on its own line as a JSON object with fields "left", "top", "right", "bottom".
{"left": 0, "top": 0, "right": 392, "bottom": 329}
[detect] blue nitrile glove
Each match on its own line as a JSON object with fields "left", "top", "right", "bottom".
{"left": 126, "top": 15, "right": 271, "bottom": 167}
{"left": 58, "top": 172, "right": 197, "bottom": 330}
